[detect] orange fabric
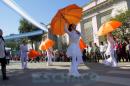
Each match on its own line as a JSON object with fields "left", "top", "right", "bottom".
{"left": 39, "top": 41, "right": 46, "bottom": 50}
{"left": 39, "top": 39, "right": 55, "bottom": 50}
{"left": 97, "top": 20, "right": 122, "bottom": 36}
{"left": 28, "top": 49, "right": 41, "bottom": 59}
{"left": 51, "top": 4, "right": 82, "bottom": 35}
{"left": 79, "top": 38, "right": 87, "bottom": 51}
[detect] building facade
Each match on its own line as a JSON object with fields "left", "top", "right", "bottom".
{"left": 45, "top": 26, "right": 68, "bottom": 51}
{"left": 81, "top": 0, "right": 130, "bottom": 45}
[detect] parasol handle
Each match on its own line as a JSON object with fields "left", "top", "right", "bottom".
{"left": 60, "top": 12, "right": 70, "bottom": 24}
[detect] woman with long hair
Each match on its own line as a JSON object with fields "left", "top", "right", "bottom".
{"left": 103, "top": 33, "right": 117, "bottom": 67}
{"left": 65, "top": 24, "right": 83, "bottom": 77}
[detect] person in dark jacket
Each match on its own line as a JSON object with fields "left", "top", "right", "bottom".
{"left": 0, "top": 29, "right": 9, "bottom": 80}
{"left": 82, "top": 49, "right": 87, "bottom": 62}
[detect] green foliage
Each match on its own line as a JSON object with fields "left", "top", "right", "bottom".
{"left": 114, "top": 10, "right": 130, "bottom": 21}
{"left": 19, "top": 19, "right": 33, "bottom": 33}
{"left": 111, "top": 10, "right": 130, "bottom": 41}
{"left": 5, "top": 40, "right": 18, "bottom": 50}
{"left": 18, "top": 18, "right": 43, "bottom": 49}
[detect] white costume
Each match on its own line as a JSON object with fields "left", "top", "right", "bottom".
{"left": 46, "top": 48, "right": 53, "bottom": 66}
{"left": 20, "top": 44, "right": 28, "bottom": 69}
{"left": 65, "top": 26, "right": 83, "bottom": 77}
{"left": 103, "top": 34, "right": 117, "bottom": 67}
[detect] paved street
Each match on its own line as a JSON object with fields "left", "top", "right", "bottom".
{"left": 0, "top": 61, "right": 130, "bottom": 86}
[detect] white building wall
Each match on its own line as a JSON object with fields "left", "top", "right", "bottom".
{"left": 82, "top": 0, "right": 129, "bottom": 45}
{"left": 111, "top": 0, "right": 128, "bottom": 17}
{"left": 92, "top": 16, "right": 99, "bottom": 45}
{"left": 83, "top": 0, "right": 107, "bottom": 11}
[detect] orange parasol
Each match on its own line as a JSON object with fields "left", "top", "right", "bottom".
{"left": 97, "top": 20, "right": 122, "bottom": 36}
{"left": 28, "top": 49, "right": 41, "bottom": 59}
{"left": 39, "top": 41, "right": 46, "bottom": 50}
{"left": 79, "top": 38, "right": 87, "bottom": 51}
{"left": 51, "top": 4, "right": 82, "bottom": 35}
{"left": 39, "top": 39, "right": 55, "bottom": 50}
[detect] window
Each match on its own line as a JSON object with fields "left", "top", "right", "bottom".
{"left": 82, "top": 19, "right": 93, "bottom": 44}
{"left": 99, "top": 13, "right": 111, "bottom": 42}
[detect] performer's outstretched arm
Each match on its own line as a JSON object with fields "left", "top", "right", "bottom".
{"left": 64, "top": 24, "right": 71, "bottom": 35}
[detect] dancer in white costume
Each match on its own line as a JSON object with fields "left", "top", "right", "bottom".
{"left": 20, "top": 41, "right": 28, "bottom": 69}
{"left": 65, "top": 24, "right": 83, "bottom": 77}
{"left": 103, "top": 33, "right": 117, "bottom": 67}
{"left": 46, "top": 47, "right": 53, "bottom": 66}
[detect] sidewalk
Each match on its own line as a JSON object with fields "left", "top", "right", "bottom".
{"left": 0, "top": 62, "right": 130, "bottom": 86}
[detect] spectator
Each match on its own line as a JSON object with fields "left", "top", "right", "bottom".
{"left": 82, "top": 49, "right": 87, "bottom": 62}
{"left": 5, "top": 50, "right": 10, "bottom": 65}
{"left": 20, "top": 41, "right": 28, "bottom": 69}
{"left": 87, "top": 43, "right": 93, "bottom": 62}
{"left": 126, "top": 41, "right": 130, "bottom": 62}
{"left": 100, "top": 42, "right": 105, "bottom": 60}
{"left": 92, "top": 43, "right": 100, "bottom": 62}
{"left": 0, "top": 29, "right": 9, "bottom": 80}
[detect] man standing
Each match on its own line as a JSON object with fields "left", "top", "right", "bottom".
{"left": 0, "top": 29, "right": 9, "bottom": 80}
{"left": 93, "top": 43, "right": 100, "bottom": 62}
{"left": 20, "top": 41, "right": 28, "bottom": 69}
{"left": 100, "top": 42, "right": 105, "bottom": 60}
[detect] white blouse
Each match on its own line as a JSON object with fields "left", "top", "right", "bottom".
{"left": 64, "top": 25, "right": 81, "bottom": 44}
{"left": 105, "top": 34, "right": 115, "bottom": 55}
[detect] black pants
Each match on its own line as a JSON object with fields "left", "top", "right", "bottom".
{"left": 93, "top": 53, "right": 99, "bottom": 62}
{"left": 0, "top": 58, "right": 7, "bottom": 79}
{"left": 100, "top": 52, "right": 105, "bottom": 60}
{"left": 126, "top": 51, "right": 130, "bottom": 62}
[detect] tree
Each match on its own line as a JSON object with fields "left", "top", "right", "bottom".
{"left": 111, "top": 10, "right": 130, "bottom": 41}
{"left": 18, "top": 18, "right": 43, "bottom": 49}
{"left": 5, "top": 40, "right": 18, "bottom": 50}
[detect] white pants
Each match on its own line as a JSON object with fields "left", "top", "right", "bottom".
{"left": 21, "top": 57, "right": 27, "bottom": 69}
{"left": 47, "top": 56, "right": 52, "bottom": 66}
{"left": 103, "top": 53, "right": 117, "bottom": 67}
{"left": 69, "top": 56, "right": 80, "bottom": 77}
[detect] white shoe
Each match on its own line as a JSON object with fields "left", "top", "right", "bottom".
{"left": 103, "top": 60, "right": 111, "bottom": 66}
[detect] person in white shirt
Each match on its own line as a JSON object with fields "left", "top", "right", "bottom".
{"left": 20, "top": 41, "right": 28, "bottom": 69}
{"left": 126, "top": 41, "right": 130, "bottom": 62}
{"left": 87, "top": 43, "right": 93, "bottom": 62}
{"left": 46, "top": 47, "right": 54, "bottom": 66}
{"left": 100, "top": 42, "right": 105, "bottom": 60}
{"left": 88, "top": 45, "right": 92, "bottom": 55}
{"left": 103, "top": 42, "right": 108, "bottom": 59}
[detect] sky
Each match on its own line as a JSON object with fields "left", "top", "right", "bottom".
{"left": 0, "top": 0, "right": 90, "bottom": 36}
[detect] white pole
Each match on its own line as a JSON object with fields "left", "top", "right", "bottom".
{"left": 2, "top": 0, "right": 48, "bottom": 32}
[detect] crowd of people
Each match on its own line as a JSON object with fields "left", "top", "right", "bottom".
{"left": 2, "top": 38, "right": 130, "bottom": 65}
{"left": 83, "top": 37, "right": 130, "bottom": 63}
